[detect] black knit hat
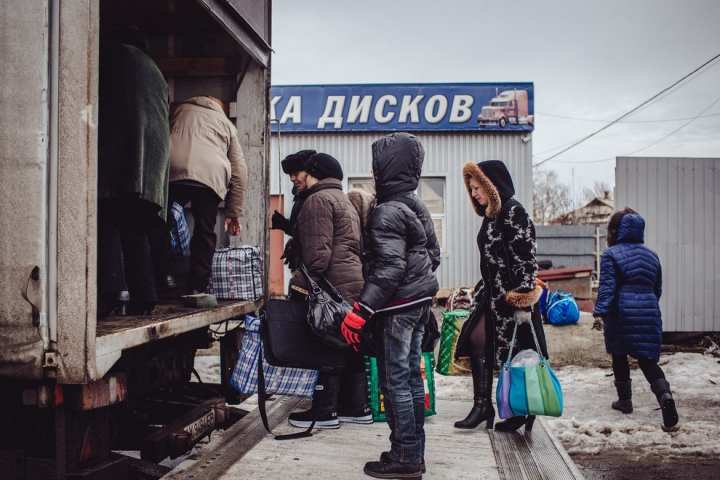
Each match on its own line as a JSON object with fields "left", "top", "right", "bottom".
{"left": 306, "top": 153, "right": 343, "bottom": 181}
{"left": 281, "top": 149, "right": 316, "bottom": 174}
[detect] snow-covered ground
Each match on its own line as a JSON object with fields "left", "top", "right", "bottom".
{"left": 193, "top": 349, "right": 720, "bottom": 460}
{"left": 549, "top": 352, "right": 720, "bottom": 459}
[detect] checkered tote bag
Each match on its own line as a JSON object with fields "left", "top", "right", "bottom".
{"left": 207, "top": 246, "right": 263, "bottom": 300}
{"left": 169, "top": 202, "right": 191, "bottom": 258}
{"left": 230, "top": 315, "right": 319, "bottom": 398}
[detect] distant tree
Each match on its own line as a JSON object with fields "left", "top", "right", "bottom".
{"left": 532, "top": 169, "right": 573, "bottom": 226}
{"left": 583, "top": 181, "right": 612, "bottom": 202}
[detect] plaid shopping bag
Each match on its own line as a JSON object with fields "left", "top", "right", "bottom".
{"left": 230, "top": 315, "right": 319, "bottom": 398}
{"left": 207, "top": 246, "right": 263, "bottom": 300}
{"left": 170, "top": 202, "right": 190, "bottom": 258}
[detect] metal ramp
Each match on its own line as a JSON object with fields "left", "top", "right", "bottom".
{"left": 491, "top": 417, "right": 584, "bottom": 480}
{"left": 164, "top": 397, "right": 584, "bottom": 479}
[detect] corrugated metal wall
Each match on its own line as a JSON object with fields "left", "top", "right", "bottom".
{"left": 270, "top": 131, "right": 533, "bottom": 288}
{"left": 536, "top": 225, "right": 607, "bottom": 270}
{"left": 616, "top": 157, "right": 720, "bottom": 332}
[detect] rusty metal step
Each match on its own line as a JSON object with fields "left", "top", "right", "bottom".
{"left": 163, "top": 395, "right": 305, "bottom": 480}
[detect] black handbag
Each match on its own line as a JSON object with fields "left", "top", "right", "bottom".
{"left": 298, "top": 263, "right": 353, "bottom": 350}
{"left": 260, "top": 298, "right": 346, "bottom": 372}
{"left": 257, "top": 299, "right": 347, "bottom": 440}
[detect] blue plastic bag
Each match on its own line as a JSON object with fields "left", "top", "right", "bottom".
{"left": 545, "top": 290, "right": 580, "bottom": 325}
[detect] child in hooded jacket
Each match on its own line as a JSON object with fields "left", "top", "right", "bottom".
{"left": 341, "top": 132, "right": 440, "bottom": 480}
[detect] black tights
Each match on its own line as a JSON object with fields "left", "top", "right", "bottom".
{"left": 612, "top": 354, "right": 666, "bottom": 384}
{"left": 468, "top": 310, "right": 487, "bottom": 358}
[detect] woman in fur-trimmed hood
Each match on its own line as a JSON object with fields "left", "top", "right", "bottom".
{"left": 453, "top": 160, "right": 549, "bottom": 433}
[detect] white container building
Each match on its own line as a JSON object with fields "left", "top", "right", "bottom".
{"left": 615, "top": 157, "right": 720, "bottom": 333}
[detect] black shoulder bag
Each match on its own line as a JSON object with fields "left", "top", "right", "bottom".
{"left": 256, "top": 299, "right": 347, "bottom": 440}
{"left": 298, "top": 263, "right": 353, "bottom": 350}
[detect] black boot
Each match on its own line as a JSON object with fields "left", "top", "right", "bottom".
{"left": 612, "top": 380, "right": 633, "bottom": 413}
{"left": 494, "top": 415, "right": 536, "bottom": 432}
{"left": 651, "top": 378, "right": 678, "bottom": 429}
{"left": 289, "top": 373, "right": 340, "bottom": 429}
{"left": 454, "top": 357, "right": 495, "bottom": 429}
{"left": 337, "top": 371, "right": 373, "bottom": 424}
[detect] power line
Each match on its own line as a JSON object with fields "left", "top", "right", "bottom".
{"left": 535, "top": 111, "right": 720, "bottom": 123}
{"left": 537, "top": 95, "right": 720, "bottom": 165}
{"left": 532, "top": 53, "right": 720, "bottom": 168}
{"left": 610, "top": 96, "right": 720, "bottom": 157}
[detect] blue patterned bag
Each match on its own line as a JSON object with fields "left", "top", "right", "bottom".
{"left": 207, "top": 246, "right": 263, "bottom": 300}
{"left": 230, "top": 315, "right": 319, "bottom": 398}
{"left": 169, "top": 202, "right": 190, "bottom": 258}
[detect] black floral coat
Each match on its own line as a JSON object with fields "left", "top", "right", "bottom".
{"left": 455, "top": 161, "right": 549, "bottom": 369}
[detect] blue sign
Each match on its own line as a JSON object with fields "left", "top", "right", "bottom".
{"left": 270, "top": 83, "right": 534, "bottom": 133}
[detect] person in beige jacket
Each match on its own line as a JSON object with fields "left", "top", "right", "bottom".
{"left": 152, "top": 95, "right": 247, "bottom": 295}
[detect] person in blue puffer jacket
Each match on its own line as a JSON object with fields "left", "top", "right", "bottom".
{"left": 593, "top": 207, "right": 679, "bottom": 429}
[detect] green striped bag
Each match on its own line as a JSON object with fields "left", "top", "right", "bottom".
{"left": 435, "top": 310, "right": 472, "bottom": 376}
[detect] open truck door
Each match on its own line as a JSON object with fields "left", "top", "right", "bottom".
{"left": 0, "top": 1, "right": 271, "bottom": 477}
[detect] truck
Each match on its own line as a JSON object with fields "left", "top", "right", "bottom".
{"left": 477, "top": 88, "right": 532, "bottom": 128}
{"left": 0, "top": 1, "right": 272, "bottom": 478}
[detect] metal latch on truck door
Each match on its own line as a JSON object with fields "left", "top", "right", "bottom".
{"left": 20, "top": 265, "right": 41, "bottom": 326}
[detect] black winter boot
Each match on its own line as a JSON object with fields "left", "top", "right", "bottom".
{"left": 612, "top": 380, "right": 633, "bottom": 413}
{"left": 337, "top": 371, "right": 373, "bottom": 424}
{"left": 651, "top": 378, "right": 679, "bottom": 429}
{"left": 454, "top": 357, "right": 495, "bottom": 429}
{"left": 289, "top": 373, "right": 340, "bottom": 429}
{"left": 494, "top": 415, "right": 535, "bottom": 432}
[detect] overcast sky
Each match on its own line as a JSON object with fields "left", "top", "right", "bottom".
{"left": 270, "top": 0, "right": 720, "bottom": 199}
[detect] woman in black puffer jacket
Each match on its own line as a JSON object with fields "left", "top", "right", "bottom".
{"left": 594, "top": 208, "right": 678, "bottom": 429}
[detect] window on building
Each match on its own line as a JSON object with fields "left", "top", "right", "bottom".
{"left": 347, "top": 177, "right": 446, "bottom": 251}
{"left": 416, "top": 178, "right": 446, "bottom": 251}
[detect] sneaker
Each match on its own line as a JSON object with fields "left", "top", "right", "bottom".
{"left": 337, "top": 406, "right": 373, "bottom": 424}
{"left": 380, "top": 452, "right": 425, "bottom": 474}
{"left": 288, "top": 409, "right": 339, "bottom": 429}
{"left": 363, "top": 460, "right": 422, "bottom": 480}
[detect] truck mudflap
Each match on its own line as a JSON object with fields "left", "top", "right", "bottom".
{"left": 141, "top": 398, "right": 229, "bottom": 462}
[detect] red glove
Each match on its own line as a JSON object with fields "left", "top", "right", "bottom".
{"left": 341, "top": 302, "right": 371, "bottom": 351}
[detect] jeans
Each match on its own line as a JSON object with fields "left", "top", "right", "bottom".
{"left": 374, "top": 304, "right": 429, "bottom": 465}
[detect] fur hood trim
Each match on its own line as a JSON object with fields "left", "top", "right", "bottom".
{"left": 462, "top": 162, "right": 501, "bottom": 218}
{"left": 347, "top": 188, "right": 375, "bottom": 229}
{"left": 505, "top": 279, "right": 547, "bottom": 308}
